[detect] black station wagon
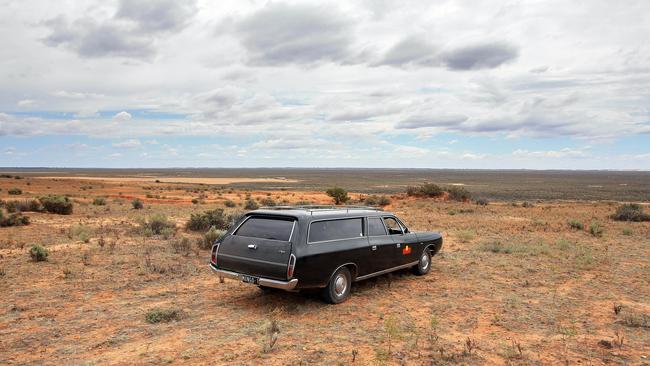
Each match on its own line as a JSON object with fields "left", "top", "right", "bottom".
{"left": 209, "top": 206, "right": 443, "bottom": 303}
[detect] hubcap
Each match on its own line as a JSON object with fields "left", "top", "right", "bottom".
{"left": 421, "top": 252, "right": 430, "bottom": 270}
{"left": 334, "top": 274, "right": 347, "bottom": 296}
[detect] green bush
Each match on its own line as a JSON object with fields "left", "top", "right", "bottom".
{"left": 568, "top": 219, "right": 584, "bottom": 230}
{"left": 260, "top": 197, "right": 276, "bottom": 207}
{"left": 39, "top": 195, "right": 73, "bottom": 215}
{"left": 201, "top": 226, "right": 226, "bottom": 250}
{"left": 8, "top": 188, "right": 22, "bottom": 195}
{"left": 139, "top": 213, "right": 176, "bottom": 235}
{"left": 186, "top": 209, "right": 229, "bottom": 231}
{"left": 611, "top": 203, "right": 650, "bottom": 222}
{"left": 364, "top": 195, "right": 391, "bottom": 207}
{"left": 589, "top": 222, "right": 603, "bottom": 237}
{"left": 29, "top": 245, "right": 48, "bottom": 261}
{"left": 244, "top": 198, "right": 259, "bottom": 210}
{"left": 224, "top": 199, "right": 236, "bottom": 208}
{"left": 131, "top": 198, "right": 144, "bottom": 210}
{"left": 326, "top": 187, "right": 350, "bottom": 205}
{"left": 92, "top": 197, "right": 107, "bottom": 206}
{"left": 446, "top": 186, "right": 472, "bottom": 201}
{"left": 406, "top": 183, "right": 443, "bottom": 197}
{"left": 145, "top": 308, "right": 183, "bottom": 323}
{"left": 0, "top": 211, "right": 30, "bottom": 227}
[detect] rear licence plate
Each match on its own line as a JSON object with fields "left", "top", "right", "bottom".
{"left": 241, "top": 275, "right": 259, "bottom": 285}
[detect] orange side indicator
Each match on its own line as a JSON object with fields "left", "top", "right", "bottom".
{"left": 402, "top": 245, "right": 411, "bottom": 255}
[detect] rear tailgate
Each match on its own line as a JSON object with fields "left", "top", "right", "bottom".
{"left": 216, "top": 215, "right": 295, "bottom": 280}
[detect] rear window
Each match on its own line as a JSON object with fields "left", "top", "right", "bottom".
{"left": 309, "top": 218, "right": 364, "bottom": 243}
{"left": 234, "top": 217, "right": 295, "bottom": 241}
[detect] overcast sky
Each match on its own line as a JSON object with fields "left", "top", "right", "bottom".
{"left": 1, "top": 0, "right": 649, "bottom": 169}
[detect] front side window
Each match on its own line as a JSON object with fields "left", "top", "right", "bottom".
{"left": 368, "top": 217, "right": 387, "bottom": 236}
{"left": 309, "top": 218, "right": 364, "bottom": 243}
{"left": 234, "top": 216, "right": 295, "bottom": 241}
{"left": 383, "top": 217, "right": 403, "bottom": 235}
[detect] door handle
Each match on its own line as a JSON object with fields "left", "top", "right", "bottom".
{"left": 371, "top": 245, "right": 377, "bottom": 251}
{"left": 248, "top": 244, "right": 257, "bottom": 250}
{"left": 396, "top": 243, "right": 401, "bottom": 248}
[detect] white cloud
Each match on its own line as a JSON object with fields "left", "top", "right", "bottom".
{"left": 17, "top": 99, "right": 35, "bottom": 107}
{"left": 112, "top": 139, "right": 141, "bottom": 148}
{"left": 512, "top": 147, "right": 590, "bottom": 159}
{"left": 113, "top": 111, "right": 132, "bottom": 121}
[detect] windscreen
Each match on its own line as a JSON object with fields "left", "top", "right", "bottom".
{"left": 234, "top": 217, "right": 295, "bottom": 241}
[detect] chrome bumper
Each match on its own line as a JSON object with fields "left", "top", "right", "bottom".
{"left": 209, "top": 263, "right": 298, "bottom": 291}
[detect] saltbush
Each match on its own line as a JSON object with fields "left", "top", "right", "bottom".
{"left": 244, "top": 198, "right": 259, "bottom": 210}
{"left": 39, "top": 195, "right": 73, "bottom": 215}
{"left": 0, "top": 211, "right": 30, "bottom": 227}
{"left": 611, "top": 203, "right": 650, "bottom": 222}
{"left": 568, "top": 219, "right": 584, "bottom": 230}
{"left": 139, "top": 213, "right": 176, "bottom": 235}
{"left": 224, "top": 199, "right": 236, "bottom": 208}
{"left": 446, "top": 186, "right": 472, "bottom": 201}
{"left": 8, "top": 188, "right": 22, "bottom": 195}
{"left": 364, "top": 195, "right": 391, "bottom": 207}
{"left": 326, "top": 187, "right": 350, "bottom": 205}
{"left": 131, "top": 198, "right": 144, "bottom": 209}
{"left": 201, "top": 226, "right": 226, "bottom": 250}
{"left": 29, "top": 245, "right": 48, "bottom": 261}
{"left": 406, "top": 183, "right": 443, "bottom": 197}
{"left": 186, "top": 209, "right": 230, "bottom": 231}
{"left": 92, "top": 197, "right": 107, "bottom": 206}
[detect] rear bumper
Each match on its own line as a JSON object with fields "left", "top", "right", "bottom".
{"left": 209, "top": 263, "right": 299, "bottom": 291}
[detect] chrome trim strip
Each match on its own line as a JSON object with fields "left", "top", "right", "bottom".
{"left": 217, "top": 253, "right": 287, "bottom": 267}
{"left": 355, "top": 261, "right": 419, "bottom": 281}
{"left": 209, "top": 264, "right": 298, "bottom": 290}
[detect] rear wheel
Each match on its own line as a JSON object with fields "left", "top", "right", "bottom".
{"left": 413, "top": 249, "right": 431, "bottom": 275}
{"left": 322, "top": 267, "right": 352, "bottom": 304}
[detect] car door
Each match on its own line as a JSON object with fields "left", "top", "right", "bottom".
{"left": 366, "top": 216, "right": 394, "bottom": 274}
{"left": 383, "top": 216, "right": 420, "bottom": 267}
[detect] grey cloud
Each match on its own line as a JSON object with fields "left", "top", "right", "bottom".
{"left": 234, "top": 3, "right": 353, "bottom": 65}
{"left": 442, "top": 42, "right": 518, "bottom": 70}
{"left": 396, "top": 114, "right": 468, "bottom": 129}
{"left": 116, "top": 0, "right": 198, "bottom": 32}
{"left": 376, "top": 36, "right": 438, "bottom": 67}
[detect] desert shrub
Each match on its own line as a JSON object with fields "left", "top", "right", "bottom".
{"left": 446, "top": 186, "right": 472, "bottom": 201}
{"left": 224, "top": 199, "right": 236, "bottom": 208}
{"left": 29, "top": 245, "right": 48, "bottom": 261}
{"left": 131, "top": 198, "right": 144, "bottom": 209}
{"left": 145, "top": 308, "right": 184, "bottom": 324}
{"left": 5, "top": 199, "right": 42, "bottom": 213}
{"left": 456, "top": 230, "right": 475, "bottom": 243}
{"left": 365, "top": 195, "right": 391, "bottom": 207}
{"left": 475, "top": 198, "right": 489, "bottom": 206}
{"left": 260, "top": 197, "right": 276, "bottom": 207}
{"left": 611, "top": 203, "right": 650, "bottom": 222}
{"left": 568, "top": 219, "right": 584, "bottom": 230}
{"left": 622, "top": 227, "right": 633, "bottom": 236}
{"left": 160, "top": 227, "right": 176, "bottom": 240}
{"left": 406, "top": 183, "right": 443, "bottom": 197}
{"left": 326, "top": 187, "right": 350, "bottom": 205}
{"left": 92, "top": 197, "right": 107, "bottom": 206}
{"left": 480, "top": 241, "right": 513, "bottom": 254}
{"left": 521, "top": 201, "right": 534, "bottom": 208}
{"left": 244, "top": 198, "right": 259, "bottom": 210}
{"left": 139, "top": 213, "right": 176, "bottom": 236}
{"left": 294, "top": 200, "right": 312, "bottom": 205}
{"left": 186, "top": 209, "right": 230, "bottom": 231}
{"left": 8, "top": 188, "right": 22, "bottom": 195}
{"left": 201, "top": 226, "right": 226, "bottom": 249}
{"left": 69, "top": 225, "right": 93, "bottom": 243}
{"left": 0, "top": 212, "right": 30, "bottom": 227}
{"left": 589, "top": 222, "right": 603, "bottom": 237}
{"left": 170, "top": 237, "right": 192, "bottom": 255}
{"left": 39, "top": 195, "right": 73, "bottom": 214}
{"left": 191, "top": 198, "right": 199, "bottom": 205}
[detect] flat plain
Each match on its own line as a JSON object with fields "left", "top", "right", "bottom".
{"left": 0, "top": 169, "right": 649, "bottom": 365}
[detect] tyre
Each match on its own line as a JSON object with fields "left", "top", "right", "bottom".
{"left": 413, "top": 249, "right": 431, "bottom": 276}
{"left": 322, "top": 266, "right": 352, "bottom": 304}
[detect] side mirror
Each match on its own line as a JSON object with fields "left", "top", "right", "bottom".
{"left": 403, "top": 228, "right": 409, "bottom": 234}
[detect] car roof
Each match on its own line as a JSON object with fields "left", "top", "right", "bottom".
{"left": 249, "top": 206, "right": 391, "bottom": 220}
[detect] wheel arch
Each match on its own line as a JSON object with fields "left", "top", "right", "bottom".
{"left": 327, "top": 262, "right": 358, "bottom": 284}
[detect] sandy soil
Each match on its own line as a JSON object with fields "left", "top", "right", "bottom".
{"left": 0, "top": 176, "right": 649, "bottom": 365}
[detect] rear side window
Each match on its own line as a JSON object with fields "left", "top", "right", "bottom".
{"left": 309, "top": 218, "right": 364, "bottom": 243}
{"left": 368, "top": 217, "right": 387, "bottom": 236}
{"left": 234, "top": 217, "right": 295, "bottom": 241}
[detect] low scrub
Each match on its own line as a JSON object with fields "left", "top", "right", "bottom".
{"left": 475, "top": 198, "right": 489, "bottom": 206}
{"left": 145, "top": 308, "right": 184, "bottom": 324}
{"left": 5, "top": 199, "right": 42, "bottom": 213}
{"left": 200, "top": 226, "right": 226, "bottom": 250}
{"left": 589, "top": 222, "right": 603, "bottom": 237}
{"left": 244, "top": 198, "right": 259, "bottom": 210}
{"left": 364, "top": 195, "right": 391, "bottom": 207}
{"left": 224, "top": 199, "right": 236, "bottom": 208}
{"left": 170, "top": 237, "right": 192, "bottom": 255}
{"left": 567, "top": 219, "right": 584, "bottom": 230}
{"left": 186, "top": 208, "right": 240, "bottom": 231}
{"left": 446, "top": 186, "right": 472, "bottom": 201}
{"left": 406, "top": 183, "right": 443, "bottom": 197}
{"left": 69, "top": 225, "right": 93, "bottom": 243}
{"left": 29, "top": 245, "right": 48, "bottom": 261}
{"left": 479, "top": 240, "right": 550, "bottom": 256}
{"left": 0, "top": 211, "right": 30, "bottom": 227}
{"left": 260, "top": 197, "right": 276, "bottom": 207}
{"left": 325, "top": 187, "right": 350, "bottom": 205}
{"left": 138, "top": 214, "right": 176, "bottom": 236}
{"left": 39, "top": 195, "right": 73, "bottom": 215}
{"left": 131, "top": 198, "right": 144, "bottom": 210}
{"left": 611, "top": 203, "right": 650, "bottom": 222}
{"left": 92, "top": 197, "right": 107, "bottom": 206}
{"left": 8, "top": 187, "right": 22, "bottom": 195}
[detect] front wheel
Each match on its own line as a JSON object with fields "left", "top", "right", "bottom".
{"left": 413, "top": 249, "right": 431, "bottom": 276}
{"left": 322, "top": 267, "right": 352, "bottom": 304}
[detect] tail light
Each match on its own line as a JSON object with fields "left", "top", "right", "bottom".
{"left": 287, "top": 254, "right": 296, "bottom": 279}
{"left": 211, "top": 243, "right": 219, "bottom": 266}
